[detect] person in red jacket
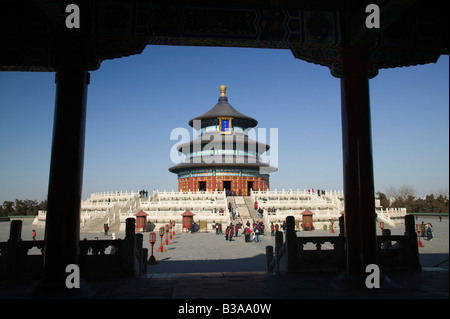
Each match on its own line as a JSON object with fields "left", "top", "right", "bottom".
{"left": 245, "top": 226, "right": 252, "bottom": 242}
{"left": 228, "top": 224, "right": 234, "bottom": 241}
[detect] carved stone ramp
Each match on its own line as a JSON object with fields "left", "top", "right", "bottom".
{"left": 234, "top": 196, "right": 252, "bottom": 225}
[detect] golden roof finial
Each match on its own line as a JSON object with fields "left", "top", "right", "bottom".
{"left": 220, "top": 85, "right": 227, "bottom": 97}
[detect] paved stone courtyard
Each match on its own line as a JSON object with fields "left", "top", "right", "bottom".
{"left": 3, "top": 216, "right": 447, "bottom": 271}
{"left": 0, "top": 216, "right": 448, "bottom": 299}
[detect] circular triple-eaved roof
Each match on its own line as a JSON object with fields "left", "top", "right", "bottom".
{"left": 188, "top": 85, "right": 258, "bottom": 128}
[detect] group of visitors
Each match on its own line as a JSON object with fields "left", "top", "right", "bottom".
{"left": 83, "top": 235, "right": 120, "bottom": 255}
{"left": 139, "top": 189, "right": 149, "bottom": 198}
{"left": 225, "top": 189, "right": 239, "bottom": 196}
{"left": 212, "top": 208, "right": 225, "bottom": 215}
{"left": 253, "top": 201, "right": 264, "bottom": 218}
{"left": 214, "top": 222, "right": 223, "bottom": 235}
{"left": 224, "top": 223, "right": 238, "bottom": 241}
{"left": 419, "top": 221, "right": 434, "bottom": 241}
{"left": 269, "top": 221, "right": 287, "bottom": 235}
{"left": 241, "top": 220, "right": 265, "bottom": 243}
{"left": 308, "top": 188, "right": 326, "bottom": 196}
{"left": 215, "top": 222, "right": 245, "bottom": 239}
{"left": 215, "top": 220, "right": 268, "bottom": 244}
{"left": 227, "top": 202, "right": 240, "bottom": 220}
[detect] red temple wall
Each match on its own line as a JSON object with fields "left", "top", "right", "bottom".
{"left": 178, "top": 175, "right": 269, "bottom": 196}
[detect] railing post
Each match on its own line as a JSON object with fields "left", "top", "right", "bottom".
{"left": 285, "top": 216, "right": 298, "bottom": 272}
{"left": 135, "top": 233, "right": 144, "bottom": 275}
{"left": 274, "top": 230, "right": 283, "bottom": 273}
{"left": 266, "top": 246, "right": 274, "bottom": 273}
{"left": 124, "top": 218, "right": 136, "bottom": 275}
{"left": 404, "top": 214, "right": 421, "bottom": 270}
{"left": 5, "top": 220, "right": 23, "bottom": 277}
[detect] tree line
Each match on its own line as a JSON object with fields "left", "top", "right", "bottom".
{"left": 377, "top": 186, "right": 449, "bottom": 214}
{"left": 0, "top": 199, "right": 47, "bottom": 217}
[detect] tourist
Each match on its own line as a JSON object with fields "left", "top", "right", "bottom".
{"left": 32, "top": 229, "right": 36, "bottom": 241}
{"left": 254, "top": 226, "right": 261, "bottom": 243}
{"left": 254, "top": 201, "right": 258, "bottom": 210}
{"left": 258, "top": 207, "right": 263, "bottom": 218}
{"left": 104, "top": 223, "right": 109, "bottom": 236}
{"left": 229, "top": 225, "right": 234, "bottom": 241}
{"left": 426, "top": 223, "right": 434, "bottom": 241}
{"left": 275, "top": 223, "right": 279, "bottom": 233}
{"left": 215, "top": 223, "right": 219, "bottom": 235}
{"left": 225, "top": 226, "right": 229, "bottom": 240}
{"left": 246, "top": 227, "right": 252, "bottom": 242}
{"left": 270, "top": 223, "right": 274, "bottom": 236}
{"left": 190, "top": 222, "right": 195, "bottom": 234}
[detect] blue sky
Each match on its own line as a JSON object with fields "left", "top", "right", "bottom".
{"left": 0, "top": 46, "right": 448, "bottom": 202}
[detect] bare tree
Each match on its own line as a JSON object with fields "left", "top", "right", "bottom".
{"left": 384, "top": 185, "right": 416, "bottom": 200}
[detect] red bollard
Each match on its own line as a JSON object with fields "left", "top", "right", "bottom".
{"left": 169, "top": 222, "right": 173, "bottom": 240}
{"left": 164, "top": 223, "right": 171, "bottom": 245}
{"left": 156, "top": 226, "right": 166, "bottom": 252}
{"left": 416, "top": 224, "right": 425, "bottom": 247}
{"left": 148, "top": 232, "right": 158, "bottom": 264}
{"left": 172, "top": 220, "right": 176, "bottom": 236}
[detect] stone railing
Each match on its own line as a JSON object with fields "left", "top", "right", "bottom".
{"left": 266, "top": 216, "right": 345, "bottom": 273}
{"left": 0, "top": 223, "right": 45, "bottom": 279}
{"left": 266, "top": 215, "right": 420, "bottom": 273}
{"left": 252, "top": 189, "right": 344, "bottom": 200}
{"left": 376, "top": 216, "right": 421, "bottom": 271}
{"left": 87, "top": 191, "right": 138, "bottom": 202}
{"left": 79, "top": 218, "right": 147, "bottom": 277}
{"left": 0, "top": 218, "right": 147, "bottom": 280}
{"left": 152, "top": 189, "right": 226, "bottom": 199}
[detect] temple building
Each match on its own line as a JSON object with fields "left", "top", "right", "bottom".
{"left": 169, "top": 85, "right": 277, "bottom": 195}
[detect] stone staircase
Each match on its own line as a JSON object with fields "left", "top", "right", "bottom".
{"left": 244, "top": 196, "right": 261, "bottom": 221}
{"left": 233, "top": 196, "right": 254, "bottom": 226}
{"left": 82, "top": 194, "right": 142, "bottom": 232}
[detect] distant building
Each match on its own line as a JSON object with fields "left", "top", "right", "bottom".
{"left": 169, "top": 85, "right": 277, "bottom": 195}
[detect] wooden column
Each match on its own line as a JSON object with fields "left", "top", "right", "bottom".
{"left": 42, "top": 69, "right": 90, "bottom": 285}
{"left": 340, "top": 45, "right": 377, "bottom": 275}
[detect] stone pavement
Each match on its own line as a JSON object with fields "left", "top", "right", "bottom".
{"left": 145, "top": 227, "right": 273, "bottom": 274}
{"left": 0, "top": 217, "right": 448, "bottom": 299}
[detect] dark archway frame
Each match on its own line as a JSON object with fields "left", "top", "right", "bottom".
{"left": 1, "top": 0, "right": 447, "bottom": 284}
